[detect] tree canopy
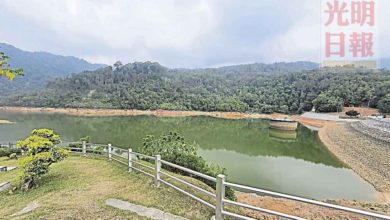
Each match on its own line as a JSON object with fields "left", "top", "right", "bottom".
{"left": 16, "top": 129, "right": 68, "bottom": 190}
{"left": 1, "top": 62, "right": 389, "bottom": 114}
{"left": 0, "top": 52, "right": 23, "bottom": 80}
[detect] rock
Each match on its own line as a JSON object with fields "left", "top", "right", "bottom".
{"left": 11, "top": 201, "right": 39, "bottom": 216}
{"left": 106, "top": 198, "right": 187, "bottom": 220}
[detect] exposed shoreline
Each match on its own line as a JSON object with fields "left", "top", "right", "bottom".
{"left": 319, "top": 122, "right": 390, "bottom": 203}
{"left": 0, "top": 106, "right": 328, "bottom": 128}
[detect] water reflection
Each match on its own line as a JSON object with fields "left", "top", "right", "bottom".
{"left": 268, "top": 128, "right": 297, "bottom": 142}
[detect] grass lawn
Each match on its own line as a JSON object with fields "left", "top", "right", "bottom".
{"left": 0, "top": 155, "right": 216, "bottom": 219}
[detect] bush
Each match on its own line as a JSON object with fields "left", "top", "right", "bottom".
{"left": 16, "top": 128, "right": 69, "bottom": 190}
{"left": 9, "top": 153, "right": 18, "bottom": 160}
{"left": 139, "top": 132, "right": 235, "bottom": 200}
{"left": 346, "top": 110, "right": 360, "bottom": 117}
{"left": 301, "top": 101, "right": 314, "bottom": 112}
{"left": 80, "top": 136, "right": 90, "bottom": 143}
{"left": 0, "top": 148, "right": 21, "bottom": 157}
{"left": 68, "top": 142, "right": 81, "bottom": 148}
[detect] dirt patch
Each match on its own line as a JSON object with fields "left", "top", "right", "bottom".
{"left": 342, "top": 107, "right": 379, "bottom": 117}
{"left": 236, "top": 193, "right": 390, "bottom": 220}
{"left": 319, "top": 122, "right": 390, "bottom": 194}
{"left": 292, "top": 115, "right": 330, "bottom": 128}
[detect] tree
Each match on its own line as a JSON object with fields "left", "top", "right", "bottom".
{"left": 139, "top": 131, "right": 235, "bottom": 200}
{"left": 378, "top": 94, "right": 390, "bottom": 113}
{"left": 313, "top": 93, "right": 343, "bottom": 113}
{"left": 0, "top": 52, "right": 23, "bottom": 80}
{"left": 113, "top": 61, "right": 123, "bottom": 70}
{"left": 16, "top": 129, "right": 68, "bottom": 190}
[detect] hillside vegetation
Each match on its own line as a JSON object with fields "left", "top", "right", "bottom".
{"left": 0, "top": 43, "right": 105, "bottom": 95}
{"left": 2, "top": 61, "right": 390, "bottom": 114}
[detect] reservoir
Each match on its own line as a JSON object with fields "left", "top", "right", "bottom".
{"left": 0, "top": 111, "right": 378, "bottom": 201}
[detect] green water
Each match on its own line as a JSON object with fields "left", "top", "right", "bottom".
{"left": 0, "top": 111, "right": 378, "bottom": 201}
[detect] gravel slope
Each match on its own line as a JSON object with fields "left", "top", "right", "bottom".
{"left": 319, "top": 122, "right": 390, "bottom": 193}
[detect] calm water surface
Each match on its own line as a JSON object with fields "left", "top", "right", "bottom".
{"left": 0, "top": 111, "right": 378, "bottom": 201}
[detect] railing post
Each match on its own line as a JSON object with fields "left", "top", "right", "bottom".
{"left": 215, "top": 174, "right": 225, "bottom": 220}
{"left": 108, "top": 143, "right": 112, "bottom": 160}
{"left": 82, "top": 141, "right": 86, "bottom": 156}
{"left": 155, "top": 155, "right": 161, "bottom": 187}
{"left": 128, "top": 148, "right": 132, "bottom": 172}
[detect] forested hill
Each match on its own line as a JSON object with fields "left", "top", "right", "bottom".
{"left": 172, "top": 61, "right": 319, "bottom": 75}
{"left": 0, "top": 43, "right": 106, "bottom": 95}
{"left": 2, "top": 61, "right": 390, "bottom": 114}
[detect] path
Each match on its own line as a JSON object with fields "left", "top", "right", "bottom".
{"left": 351, "top": 118, "right": 390, "bottom": 143}
{"left": 300, "top": 112, "right": 341, "bottom": 121}
{"left": 11, "top": 202, "right": 39, "bottom": 217}
{"left": 0, "top": 182, "right": 11, "bottom": 192}
{"left": 106, "top": 198, "right": 188, "bottom": 220}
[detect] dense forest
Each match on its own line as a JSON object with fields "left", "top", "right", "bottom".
{"left": 1, "top": 61, "right": 390, "bottom": 114}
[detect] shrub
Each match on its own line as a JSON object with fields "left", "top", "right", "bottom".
{"left": 67, "top": 136, "right": 91, "bottom": 151}
{"left": 9, "top": 153, "right": 18, "bottom": 160}
{"left": 301, "top": 101, "right": 314, "bottom": 112}
{"left": 80, "top": 136, "right": 90, "bottom": 143}
{"left": 345, "top": 110, "right": 360, "bottom": 117}
{"left": 16, "top": 128, "right": 69, "bottom": 190}
{"left": 139, "top": 131, "right": 235, "bottom": 200}
{"left": 0, "top": 148, "right": 21, "bottom": 157}
{"left": 68, "top": 142, "right": 81, "bottom": 148}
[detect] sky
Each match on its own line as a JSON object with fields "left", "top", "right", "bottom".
{"left": 0, "top": 0, "right": 389, "bottom": 68}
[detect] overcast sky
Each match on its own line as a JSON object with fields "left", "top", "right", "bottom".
{"left": 0, "top": 0, "right": 389, "bottom": 68}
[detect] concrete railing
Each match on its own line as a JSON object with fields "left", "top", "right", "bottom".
{"left": 9, "top": 141, "right": 390, "bottom": 220}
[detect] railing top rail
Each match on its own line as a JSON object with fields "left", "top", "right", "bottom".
{"left": 161, "top": 159, "right": 216, "bottom": 182}
{"left": 89, "top": 142, "right": 108, "bottom": 146}
{"left": 224, "top": 181, "right": 390, "bottom": 220}
{"left": 130, "top": 151, "right": 155, "bottom": 160}
{"left": 87, "top": 143, "right": 107, "bottom": 147}
{"left": 62, "top": 147, "right": 82, "bottom": 150}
